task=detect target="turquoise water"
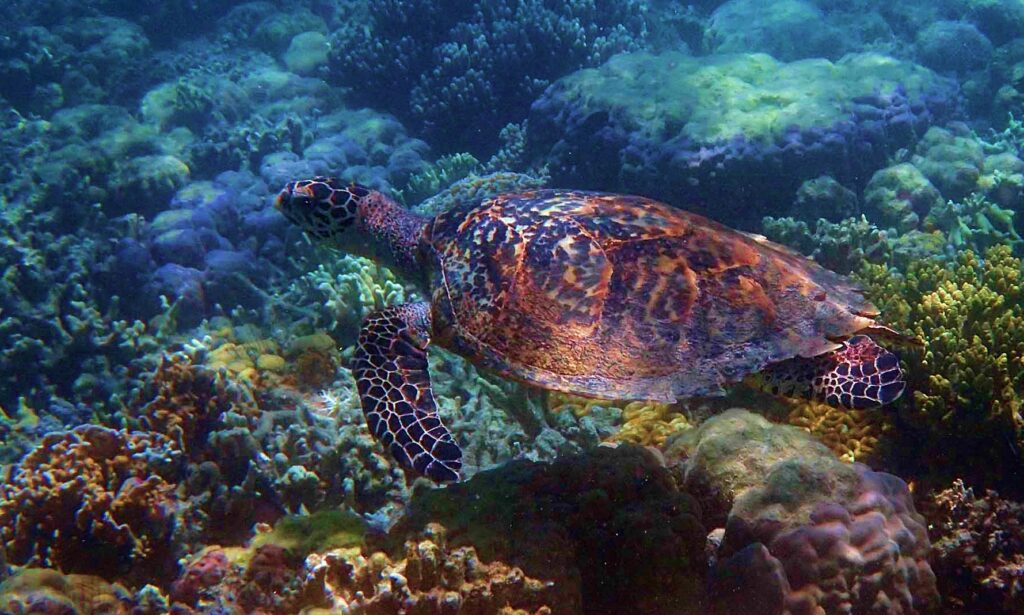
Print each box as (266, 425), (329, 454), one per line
(0, 1), (1021, 613)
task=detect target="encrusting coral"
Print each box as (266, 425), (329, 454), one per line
(783, 398), (891, 463)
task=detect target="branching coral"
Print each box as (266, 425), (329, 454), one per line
(0, 425), (184, 585)
(857, 244), (1024, 486)
(922, 479), (1024, 614)
(286, 252), (414, 343)
(327, 0), (648, 153)
(307, 524), (558, 615)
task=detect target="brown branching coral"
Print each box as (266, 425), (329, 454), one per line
(922, 479), (1024, 615)
(128, 352), (259, 455)
(307, 524), (556, 614)
(0, 425), (183, 586)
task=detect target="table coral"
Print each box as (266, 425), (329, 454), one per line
(922, 479), (1024, 614)
(529, 50), (956, 227)
(670, 409), (939, 615)
(0, 425), (183, 586)
(856, 244), (1024, 488)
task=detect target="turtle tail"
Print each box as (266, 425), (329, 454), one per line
(754, 335), (906, 409)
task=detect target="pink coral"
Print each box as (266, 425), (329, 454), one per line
(0, 425), (183, 586)
(713, 466), (938, 615)
(673, 409), (938, 615)
(169, 548), (229, 606)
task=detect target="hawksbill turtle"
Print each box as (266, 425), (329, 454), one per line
(275, 178), (908, 482)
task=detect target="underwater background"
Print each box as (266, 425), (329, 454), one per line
(0, 0), (1023, 613)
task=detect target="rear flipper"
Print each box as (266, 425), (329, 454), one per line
(353, 302), (462, 482)
(756, 335), (906, 409)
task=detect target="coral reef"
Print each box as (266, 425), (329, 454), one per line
(922, 480), (1024, 614)
(857, 245), (1024, 489)
(396, 444), (707, 614)
(705, 0), (841, 61)
(669, 409), (939, 615)
(784, 398), (891, 464)
(0, 425), (183, 585)
(0, 569), (136, 615)
(529, 50), (957, 227)
(327, 0), (649, 153)
(411, 171), (548, 216)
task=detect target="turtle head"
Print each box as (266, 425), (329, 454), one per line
(275, 176), (369, 241)
(275, 176), (427, 274)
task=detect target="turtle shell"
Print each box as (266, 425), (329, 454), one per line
(423, 190), (879, 402)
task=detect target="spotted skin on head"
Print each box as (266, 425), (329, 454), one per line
(274, 177), (367, 240)
(755, 335), (905, 409)
(353, 301), (462, 482)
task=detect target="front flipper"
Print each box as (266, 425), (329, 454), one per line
(353, 302), (462, 482)
(756, 335), (906, 409)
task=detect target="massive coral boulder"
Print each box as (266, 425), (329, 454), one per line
(528, 50), (957, 227)
(668, 409), (939, 615)
(394, 444), (707, 614)
(0, 425), (184, 586)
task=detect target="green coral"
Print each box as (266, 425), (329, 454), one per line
(924, 193), (1023, 253)
(412, 171), (548, 217)
(547, 50), (948, 145)
(286, 252), (414, 343)
(251, 509), (365, 556)
(400, 152), (481, 206)
(857, 245), (1024, 485)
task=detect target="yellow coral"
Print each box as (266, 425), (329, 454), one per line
(547, 391), (611, 418)
(785, 399), (890, 463)
(857, 244), (1024, 454)
(610, 401), (691, 447)
(548, 393), (691, 446)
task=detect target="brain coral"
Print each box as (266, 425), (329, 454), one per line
(0, 425), (183, 585)
(669, 409), (938, 615)
(529, 50), (957, 227)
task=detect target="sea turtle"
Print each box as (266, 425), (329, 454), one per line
(275, 178), (908, 482)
